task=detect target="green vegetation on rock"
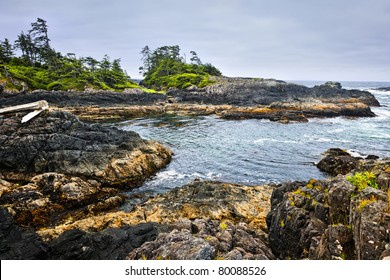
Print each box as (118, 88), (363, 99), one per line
(139, 45), (222, 90)
(346, 171), (379, 191)
(0, 18), (139, 92)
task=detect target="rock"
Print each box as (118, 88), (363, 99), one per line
(123, 180), (273, 232)
(127, 219), (275, 260)
(350, 187), (389, 260)
(323, 81), (342, 89)
(328, 176), (355, 224)
(0, 77), (379, 123)
(267, 156), (390, 260)
(0, 172), (125, 228)
(0, 207), (48, 259)
(48, 223), (163, 260)
(0, 110), (172, 187)
(317, 148), (360, 175)
(314, 224), (354, 260)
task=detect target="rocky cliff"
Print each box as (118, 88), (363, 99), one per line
(266, 149), (390, 260)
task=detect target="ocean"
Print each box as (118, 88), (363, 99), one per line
(117, 81), (390, 207)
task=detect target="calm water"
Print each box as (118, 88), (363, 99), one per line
(117, 81), (390, 205)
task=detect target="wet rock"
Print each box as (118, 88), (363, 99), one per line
(317, 148), (360, 175)
(0, 110), (172, 187)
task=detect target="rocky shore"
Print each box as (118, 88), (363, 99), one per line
(0, 78), (380, 123)
(0, 79), (388, 260)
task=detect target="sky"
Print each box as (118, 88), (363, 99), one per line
(1, 0), (390, 81)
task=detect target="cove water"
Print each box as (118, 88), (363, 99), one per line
(117, 81), (390, 204)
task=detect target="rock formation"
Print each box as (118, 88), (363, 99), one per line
(0, 110), (172, 186)
(267, 149), (390, 260)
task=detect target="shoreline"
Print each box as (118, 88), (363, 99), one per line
(0, 78), (388, 260)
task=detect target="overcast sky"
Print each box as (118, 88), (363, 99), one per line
(1, 0), (389, 81)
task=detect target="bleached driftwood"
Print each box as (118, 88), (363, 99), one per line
(0, 100), (49, 123)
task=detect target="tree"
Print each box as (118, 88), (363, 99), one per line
(0, 38), (14, 62)
(189, 51), (202, 65)
(29, 18), (51, 63)
(14, 31), (35, 65)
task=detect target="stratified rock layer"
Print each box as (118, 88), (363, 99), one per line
(0, 110), (172, 186)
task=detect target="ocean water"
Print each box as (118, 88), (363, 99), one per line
(117, 81), (390, 205)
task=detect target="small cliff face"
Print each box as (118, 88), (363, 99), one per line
(266, 149), (390, 260)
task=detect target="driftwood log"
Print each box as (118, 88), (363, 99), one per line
(0, 100), (49, 123)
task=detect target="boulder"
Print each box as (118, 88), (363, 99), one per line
(317, 148), (360, 175)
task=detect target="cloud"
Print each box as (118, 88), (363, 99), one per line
(1, 0), (389, 81)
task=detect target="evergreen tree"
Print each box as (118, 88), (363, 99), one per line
(0, 38), (14, 62)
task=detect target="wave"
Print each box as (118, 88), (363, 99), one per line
(303, 135), (352, 143)
(253, 138), (299, 144)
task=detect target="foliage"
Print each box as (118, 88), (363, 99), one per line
(139, 45), (222, 90)
(0, 18), (139, 92)
(346, 171), (379, 191)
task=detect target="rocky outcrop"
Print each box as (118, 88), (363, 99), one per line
(167, 78), (379, 107)
(0, 206), (48, 259)
(128, 219), (275, 260)
(48, 223), (163, 260)
(0, 110), (172, 186)
(0, 173), (125, 228)
(0, 78), (380, 123)
(267, 155), (390, 260)
(0, 204), (164, 260)
(35, 181), (273, 240)
(316, 148), (361, 175)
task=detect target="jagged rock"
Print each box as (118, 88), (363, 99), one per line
(0, 207), (48, 259)
(328, 176), (355, 224)
(127, 219), (274, 260)
(0, 110), (172, 187)
(350, 187), (389, 260)
(48, 223), (163, 260)
(267, 156), (390, 260)
(314, 224), (354, 260)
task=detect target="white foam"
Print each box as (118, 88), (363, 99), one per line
(254, 138), (298, 144)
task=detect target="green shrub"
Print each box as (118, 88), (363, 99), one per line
(346, 171), (378, 191)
